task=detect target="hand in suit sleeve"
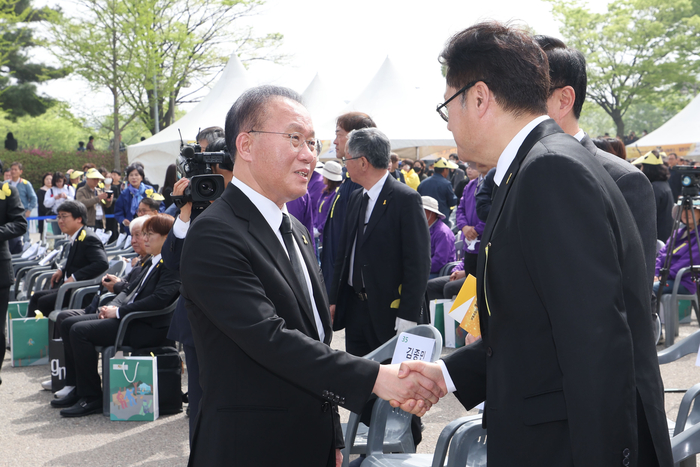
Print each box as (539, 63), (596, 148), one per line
(396, 192), (431, 322)
(118, 267), (180, 317)
(0, 186), (27, 241)
(71, 235), (109, 281)
(515, 154), (637, 461)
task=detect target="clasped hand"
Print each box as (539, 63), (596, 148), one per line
(373, 361), (447, 417)
(99, 305), (117, 319)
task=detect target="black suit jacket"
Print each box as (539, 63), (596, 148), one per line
(180, 183), (379, 466)
(62, 227), (109, 282)
(443, 120), (672, 466)
(0, 183), (27, 287)
(329, 174), (431, 340)
(580, 134), (657, 282)
(116, 257), (180, 328)
(162, 227), (194, 346)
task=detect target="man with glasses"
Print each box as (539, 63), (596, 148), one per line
(397, 22), (671, 466)
(28, 201), (109, 362)
(320, 112), (376, 296)
(180, 85), (443, 466)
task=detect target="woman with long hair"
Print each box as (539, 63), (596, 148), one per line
(161, 164), (178, 209)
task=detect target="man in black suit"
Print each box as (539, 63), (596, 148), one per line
(536, 35), (657, 282)
(398, 22), (672, 466)
(180, 86), (442, 467)
(329, 128), (431, 356)
(0, 181), (27, 384)
(52, 214), (180, 417)
(28, 200), (109, 318)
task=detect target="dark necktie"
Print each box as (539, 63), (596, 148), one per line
(280, 214), (312, 310)
(352, 193), (370, 293)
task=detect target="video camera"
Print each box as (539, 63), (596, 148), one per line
(173, 142), (226, 211)
(677, 165), (700, 198)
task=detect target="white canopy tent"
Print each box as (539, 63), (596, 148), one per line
(316, 57), (456, 160)
(127, 52), (257, 186)
(301, 73), (346, 155)
(630, 93), (700, 159)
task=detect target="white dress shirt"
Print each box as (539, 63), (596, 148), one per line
(232, 177), (325, 343)
(493, 115), (551, 186)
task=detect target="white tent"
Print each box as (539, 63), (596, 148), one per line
(630, 93), (700, 159)
(301, 73), (346, 154)
(127, 52), (257, 186)
(317, 57), (455, 160)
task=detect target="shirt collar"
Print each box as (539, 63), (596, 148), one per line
(573, 128), (585, 142)
(70, 227), (82, 243)
(494, 115), (551, 186)
(231, 176), (287, 234)
(363, 170), (390, 202)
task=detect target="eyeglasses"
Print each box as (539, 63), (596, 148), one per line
(137, 209), (155, 216)
(142, 232), (154, 238)
(248, 130), (316, 152)
(56, 214), (73, 220)
(436, 80), (487, 122)
(342, 156), (364, 164)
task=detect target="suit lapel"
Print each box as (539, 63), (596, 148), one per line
(65, 227), (83, 271)
(360, 175), (393, 246)
(477, 120), (563, 336)
(224, 185), (320, 337)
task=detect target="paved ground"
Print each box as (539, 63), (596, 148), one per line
(1, 320), (698, 465)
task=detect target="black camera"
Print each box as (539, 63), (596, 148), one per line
(174, 143), (226, 207)
(677, 165), (700, 197)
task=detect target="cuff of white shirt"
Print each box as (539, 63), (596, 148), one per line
(173, 217), (190, 239)
(70, 274), (76, 281)
(116, 308), (120, 319)
(437, 359), (457, 394)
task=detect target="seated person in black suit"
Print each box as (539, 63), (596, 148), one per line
(47, 215), (153, 397)
(51, 214), (180, 417)
(28, 200), (109, 317)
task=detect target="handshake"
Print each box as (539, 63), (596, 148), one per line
(372, 361), (447, 417)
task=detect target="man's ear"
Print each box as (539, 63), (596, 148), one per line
(473, 82), (491, 117)
(236, 132), (253, 163)
(559, 86), (576, 118)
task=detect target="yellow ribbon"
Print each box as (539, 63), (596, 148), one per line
(145, 188), (165, 201)
(78, 230), (86, 242)
(0, 183), (10, 200)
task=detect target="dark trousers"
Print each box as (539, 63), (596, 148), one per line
(344, 294), (383, 358)
(28, 288), (71, 317)
(427, 276), (466, 301)
(0, 286), (11, 369)
(184, 344), (201, 446)
(54, 309), (86, 339)
(62, 314), (169, 398)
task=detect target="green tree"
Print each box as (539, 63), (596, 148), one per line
(0, 0), (67, 119)
(548, 0), (700, 138)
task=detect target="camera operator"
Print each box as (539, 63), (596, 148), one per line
(165, 135), (231, 443)
(196, 126), (224, 151)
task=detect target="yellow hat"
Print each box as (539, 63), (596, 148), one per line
(631, 151), (662, 166)
(145, 188), (165, 201)
(69, 170), (84, 179)
(85, 168), (104, 179)
(433, 157), (459, 169)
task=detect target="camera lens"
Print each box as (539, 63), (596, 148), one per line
(196, 178), (217, 199)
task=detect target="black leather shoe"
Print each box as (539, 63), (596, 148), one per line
(50, 388), (80, 408)
(59, 397), (102, 417)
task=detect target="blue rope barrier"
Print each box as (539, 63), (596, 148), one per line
(27, 214), (116, 221)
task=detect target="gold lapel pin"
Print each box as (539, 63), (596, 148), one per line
(506, 173), (513, 184)
(383, 200), (386, 205)
(302, 235), (308, 245)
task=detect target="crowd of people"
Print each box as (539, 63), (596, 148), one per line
(2, 19), (699, 467)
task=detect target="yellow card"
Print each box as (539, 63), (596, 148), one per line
(448, 274), (480, 338)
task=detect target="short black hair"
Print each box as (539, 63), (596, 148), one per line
(225, 85), (304, 161)
(196, 126), (224, 146)
(139, 197), (161, 212)
(57, 200), (87, 225)
(125, 164), (145, 180)
(440, 21), (550, 117)
(534, 35), (587, 120)
(208, 137), (233, 171)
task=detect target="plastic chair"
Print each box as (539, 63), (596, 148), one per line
(439, 261), (462, 277)
(660, 266), (700, 347)
(95, 300), (178, 415)
(360, 411), (484, 467)
(341, 325), (443, 467)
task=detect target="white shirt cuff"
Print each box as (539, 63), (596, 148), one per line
(116, 308), (120, 319)
(173, 217), (190, 239)
(438, 359), (457, 393)
(70, 274), (76, 281)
